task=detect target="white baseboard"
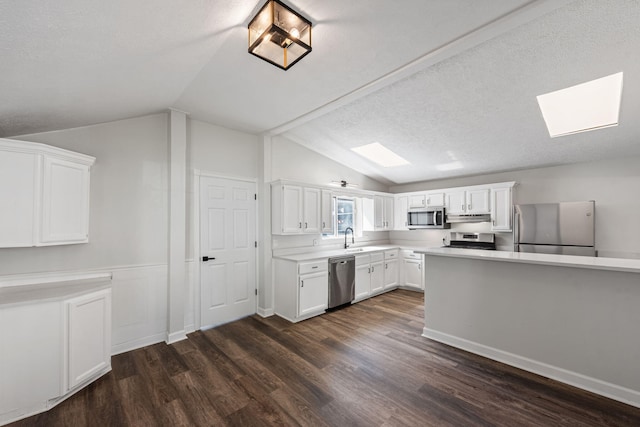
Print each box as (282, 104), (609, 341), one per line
(422, 327), (640, 409)
(166, 330), (188, 345)
(257, 307), (274, 317)
(111, 333), (167, 355)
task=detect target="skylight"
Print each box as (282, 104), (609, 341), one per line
(351, 142), (410, 167)
(536, 72), (623, 138)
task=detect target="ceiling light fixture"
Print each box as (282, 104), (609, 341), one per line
(351, 142), (411, 168)
(537, 72), (623, 138)
(248, 0), (312, 71)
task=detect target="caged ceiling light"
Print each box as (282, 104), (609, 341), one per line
(248, 0), (312, 70)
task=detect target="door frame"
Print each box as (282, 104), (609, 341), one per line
(192, 170), (259, 331)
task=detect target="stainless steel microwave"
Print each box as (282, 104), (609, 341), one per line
(407, 207), (450, 229)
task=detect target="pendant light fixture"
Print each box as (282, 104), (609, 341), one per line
(248, 0), (312, 70)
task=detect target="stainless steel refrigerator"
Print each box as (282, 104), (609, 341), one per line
(514, 201), (596, 256)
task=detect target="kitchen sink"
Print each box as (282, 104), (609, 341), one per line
(345, 247), (364, 253)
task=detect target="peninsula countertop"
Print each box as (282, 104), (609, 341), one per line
(415, 247), (640, 274)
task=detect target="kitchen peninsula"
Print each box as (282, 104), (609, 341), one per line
(415, 247), (640, 408)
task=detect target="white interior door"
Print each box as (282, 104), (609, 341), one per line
(200, 176), (256, 329)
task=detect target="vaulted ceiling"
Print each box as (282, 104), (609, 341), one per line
(2, 0), (639, 184)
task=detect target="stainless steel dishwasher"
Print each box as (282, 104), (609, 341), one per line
(328, 255), (355, 308)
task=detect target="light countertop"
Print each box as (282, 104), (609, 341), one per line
(0, 272), (112, 306)
(273, 244), (424, 262)
(416, 247), (640, 273)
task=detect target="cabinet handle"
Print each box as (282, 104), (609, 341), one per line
(418, 264), (421, 270)
(368, 267), (371, 273)
(322, 221), (325, 228)
(299, 222), (302, 228)
(305, 222), (308, 228)
(301, 280), (304, 287)
(372, 266), (375, 272)
(385, 263), (388, 269)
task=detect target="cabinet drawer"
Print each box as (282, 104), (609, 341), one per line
(402, 250), (421, 259)
(370, 253), (384, 263)
(355, 254), (371, 266)
(299, 260), (328, 275)
(384, 250), (398, 259)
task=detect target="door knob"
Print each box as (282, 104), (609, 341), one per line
(202, 256), (216, 262)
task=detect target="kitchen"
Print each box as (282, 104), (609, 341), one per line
(3, 0), (640, 425)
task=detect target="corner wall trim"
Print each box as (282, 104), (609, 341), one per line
(166, 330), (188, 345)
(257, 307), (274, 318)
(422, 327), (640, 409)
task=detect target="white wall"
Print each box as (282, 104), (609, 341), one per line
(0, 114), (262, 353)
(3, 114), (169, 274)
(271, 136), (388, 192)
(390, 156), (640, 258)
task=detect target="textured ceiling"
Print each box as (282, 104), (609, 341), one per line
(2, 1), (638, 185)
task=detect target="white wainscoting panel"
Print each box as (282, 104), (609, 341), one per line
(110, 265), (168, 355)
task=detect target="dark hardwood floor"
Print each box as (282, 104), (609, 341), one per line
(10, 289), (640, 426)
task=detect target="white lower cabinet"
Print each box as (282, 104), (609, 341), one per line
(354, 253), (384, 301)
(299, 270), (329, 318)
(274, 258), (328, 322)
(65, 289), (112, 390)
(0, 283), (111, 425)
(354, 256), (372, 301)
(401, 250), (424, 291)
(383, 250), (399, 290)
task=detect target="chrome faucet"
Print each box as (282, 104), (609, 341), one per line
(344, 227), (354, 249)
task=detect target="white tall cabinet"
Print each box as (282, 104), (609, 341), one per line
(0, 138), (95, 248)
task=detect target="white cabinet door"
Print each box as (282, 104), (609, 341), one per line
(394, 195), (408, 230)
(384, 197), (394, 229)
(374, 196), (385, 230)
(0, 302), (62, 419)
(384, 258), (399, 289)
(403, 259), (423, 290)
(354, 263), (371, 301)
(299, 271), (328, 317)
(65, 288), (111, 390)
(281, 185), (303, 233)
(303, 187), (321, 233)
(408, 193), (426, 209)
(491, 187), (512, 231)
(374, 196), (394, 230)
(370, 260), (384, 294)
(445, 190), (466, 214)
(41, 156), (91, 244)
(0, 150), (38, 247)
(425, 192), (445, 207)
(467, 188), (490, 214)
(321, 190), (334, 234)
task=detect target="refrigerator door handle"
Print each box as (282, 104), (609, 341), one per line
(513, 208), (520, 252)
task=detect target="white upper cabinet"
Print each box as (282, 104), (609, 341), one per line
(41, 157), (91, 244)
(394, 195), (409, 230)
(272, 184), (322, 235)
(425, 192), (445, 207)
(302, 187), (321, 233)
(374, 195), (394, 230)
(491, 186), (513, 231)
(0, 138), (95, 248)
(321, 190), (334, 234)
(408, 193), (426, 209)
(445, 188), (490, 214)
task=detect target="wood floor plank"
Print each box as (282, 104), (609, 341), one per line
(9, 289), (640, 427)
